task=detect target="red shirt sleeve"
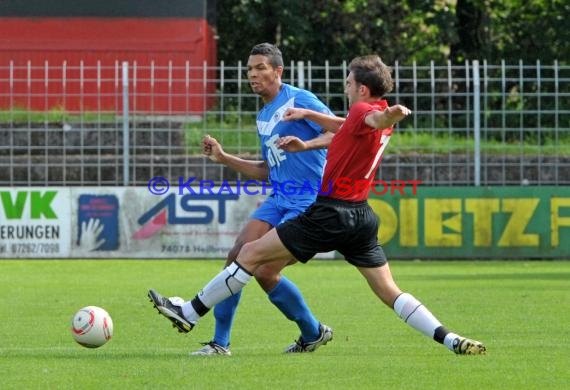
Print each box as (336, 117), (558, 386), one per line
(346, 100), (390, 136)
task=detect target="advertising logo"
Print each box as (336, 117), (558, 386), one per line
(77, 195), (119, 251)
(133, 192), (239, 239)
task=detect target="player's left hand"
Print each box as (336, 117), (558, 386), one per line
(385, 104), (412, 125)
(277, 136), (307, 152)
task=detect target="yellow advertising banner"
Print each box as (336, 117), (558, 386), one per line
(369, 186), (570, 259)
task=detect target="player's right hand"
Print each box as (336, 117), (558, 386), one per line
(202, 134), (225, 163)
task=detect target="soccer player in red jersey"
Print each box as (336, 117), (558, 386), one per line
(149, 55), (486, 355)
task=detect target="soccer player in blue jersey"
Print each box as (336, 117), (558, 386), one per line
(155, 43), (335, 355)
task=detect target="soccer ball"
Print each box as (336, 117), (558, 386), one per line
(71, 306), (113, 348)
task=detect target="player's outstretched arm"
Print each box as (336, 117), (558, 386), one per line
(202, 134), (268, 180)
(364, 104), (412, 129)
(283, 108), (345, 133)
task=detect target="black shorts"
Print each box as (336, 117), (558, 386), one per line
(276, 196), (387, 268)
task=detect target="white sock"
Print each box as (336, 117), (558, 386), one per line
(393, 292), (443, 339)
(443, 332), (461, 351)
(182, 261), (252, 322)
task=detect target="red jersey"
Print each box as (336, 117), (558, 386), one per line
(320, 100), (393, 201)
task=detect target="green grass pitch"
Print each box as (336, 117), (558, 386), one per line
(1, 260), (569, 389)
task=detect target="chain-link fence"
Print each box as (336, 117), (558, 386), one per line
(1, 59), (569, 186)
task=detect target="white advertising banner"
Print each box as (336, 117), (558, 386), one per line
(70, 187), (264, 258)
(0, 188), (71, 258)
(1, 187), (335, 259)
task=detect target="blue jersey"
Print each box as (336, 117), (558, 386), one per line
(257, 83), (331, 198)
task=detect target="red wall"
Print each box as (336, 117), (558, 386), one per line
(0, 18), (217, 114)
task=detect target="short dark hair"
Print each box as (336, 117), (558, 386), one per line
(348, 55), (393, 98)
(250, 43), (284, 68)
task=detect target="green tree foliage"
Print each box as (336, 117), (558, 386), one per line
(485, 0), (569, 62)
(216, 0), (454, 64)
(450, 0), (490, 62)
(216, 0), (569, 64)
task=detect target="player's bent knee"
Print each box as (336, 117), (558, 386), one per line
(253, 266), (281, 292)
(254, 266), (279, 283)
(237, 241), (264, 267)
